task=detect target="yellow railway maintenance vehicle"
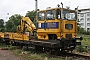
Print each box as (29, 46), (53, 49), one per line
(3, 4), (83, 52)
(35, 6), (82, 51)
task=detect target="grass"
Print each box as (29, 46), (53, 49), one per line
(81, 35), (90, 46)
(49, 57), (70, 60)
(0, 43), (8, 48)
(82, 39), (90, 46)
(9, 46), (17, 50)
(75, 35), (90, 53)
(49, 58), (62, 60)
(28, 54), (43, 60)
(77, 35), (90, 46)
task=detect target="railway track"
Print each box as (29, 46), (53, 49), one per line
(49, 52), (90, 60)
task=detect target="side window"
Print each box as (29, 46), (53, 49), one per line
(80, 18), (84, 22)
(56, 9), (61, 19)
(80, 14), (84, 17)
(46, 10), (55, 20)
(38, 12), (45, 20)
(87, 13), (90, 16)
(87, 18), (90, 21)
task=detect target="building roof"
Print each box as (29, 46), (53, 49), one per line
(78, 8), (90, 12)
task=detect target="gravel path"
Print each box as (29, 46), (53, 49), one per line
(0, 50), (27, 60)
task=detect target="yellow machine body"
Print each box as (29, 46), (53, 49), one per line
(36, 8), (77, 40)
(9, 33), (29, 41)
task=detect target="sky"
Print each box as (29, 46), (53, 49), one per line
(0, 0), (90, 21)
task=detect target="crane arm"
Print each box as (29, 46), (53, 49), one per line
(17, 17), (36, 33)
(25, 24), (33, 33)
(21, 17), (36, 30)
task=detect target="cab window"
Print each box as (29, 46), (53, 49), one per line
(63, 10), (77, 20)
(46, 10), (55, 20)
(56, 9), (61, 19)
(38, 12), (45, 20)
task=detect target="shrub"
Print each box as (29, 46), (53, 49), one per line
(9, 46), (17, 50)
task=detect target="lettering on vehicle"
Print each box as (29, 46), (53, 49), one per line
(14, 36), (22, 38)
(47, 22), (56, 28)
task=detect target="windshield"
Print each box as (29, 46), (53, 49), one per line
(46, 10), (55, 20)
(63, 10), (77, 20)
(38, 12), (45, 20)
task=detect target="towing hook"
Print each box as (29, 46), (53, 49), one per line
(80, 36), (83, 40)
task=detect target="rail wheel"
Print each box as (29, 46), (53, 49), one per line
(44, 47), (51, 54)
(10, 40), (16, 46)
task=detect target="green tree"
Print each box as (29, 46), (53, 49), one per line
(25, 10), (36, 23)
(5, 21), (14, 32)
(5, 14), (22, 32)
(0, 19), (5, 32)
